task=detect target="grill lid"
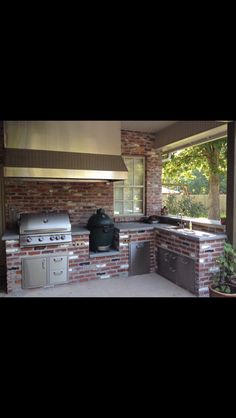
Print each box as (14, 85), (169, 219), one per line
(19, 212), (71, 235)
(87, 209), (114, 229)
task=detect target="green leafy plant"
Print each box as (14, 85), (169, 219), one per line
(165, 194), (207, 218)
(213, 242), (236, 294)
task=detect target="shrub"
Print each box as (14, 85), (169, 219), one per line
(165, 194), (208, 218)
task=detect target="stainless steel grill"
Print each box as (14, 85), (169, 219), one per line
(19, 212), (72, 247)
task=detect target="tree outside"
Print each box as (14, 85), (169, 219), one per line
(162, 137), (227, 220)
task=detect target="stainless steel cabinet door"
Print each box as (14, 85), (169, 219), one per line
(129, 241), (150, 276)
(22, 257), (47, 289)
(157, 247), (176, 283)
(177, 255), (195, 293)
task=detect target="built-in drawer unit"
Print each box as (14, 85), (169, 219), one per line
(49, 255), (68, 284)
(157, 246), (195, 294)
(49, 255), (67, 270)
(22, 255), (68, 289)
(50, 269), (67, 284)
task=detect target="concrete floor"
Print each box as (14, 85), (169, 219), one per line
(0, 273), (195, 297)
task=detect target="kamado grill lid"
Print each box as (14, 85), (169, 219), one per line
(87, 209), (114, 229)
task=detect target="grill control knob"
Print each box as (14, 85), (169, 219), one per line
(27, 237), (32, 243)
(50, 236), (55, 241)
(56, 235), (60, 240)
(61, 235), (66, 240)
(38, 237), (44, 242)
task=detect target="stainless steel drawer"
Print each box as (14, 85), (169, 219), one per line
(49, 255), (67, 270)
(49, 269), (67, 284)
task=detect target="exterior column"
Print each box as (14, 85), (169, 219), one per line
(226, 121), (236, 246)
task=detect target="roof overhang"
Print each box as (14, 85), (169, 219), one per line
(155, 121), (227, 153)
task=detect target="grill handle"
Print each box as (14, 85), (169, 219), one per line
(23, 228), (69, 233)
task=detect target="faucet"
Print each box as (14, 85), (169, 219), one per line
(178, 213), (186, 229)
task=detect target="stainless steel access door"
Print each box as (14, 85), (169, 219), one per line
(129, 241), (150, 276)
(22, 257), (47, 289)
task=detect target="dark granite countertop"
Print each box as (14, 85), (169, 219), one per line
(2, 221), (227, 243)
(114, 222), (154, 232)
(158, 215), (225, 230)
(155, 223), (227, 241)
(114, 222), (226, 241)
(1, 229), (19, 241)
(71, 226), (90, 235)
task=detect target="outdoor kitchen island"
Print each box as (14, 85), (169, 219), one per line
(2, 220), (226, 296)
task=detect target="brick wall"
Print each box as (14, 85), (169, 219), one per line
(155, 229), (225, 296)
(4, 233), (129, 293)
(4, 180), (114, 228)
(116, 130), (162, 221)
(5, 228), (156, 293)
(4, 130), (163, 227)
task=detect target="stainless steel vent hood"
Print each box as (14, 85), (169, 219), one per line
(3, 121), (128, 181)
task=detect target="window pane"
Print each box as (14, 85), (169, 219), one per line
(124, 158), (134, 186)
(133, 188), (143, 201)
(114, 202), (123, 215)
(115, 180), (124, 187)
(124, 187), (133, 200)
(114, 157), (145, 216)
(114, 188), (123, 200)
(134, 159), (144, 185)
(124, 202), (133, 214)
(134, 201), (143, 213)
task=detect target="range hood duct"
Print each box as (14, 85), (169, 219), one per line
(3, 121), (128, 182)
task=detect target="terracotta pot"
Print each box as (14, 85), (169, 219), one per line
(208, 283), (236, 298)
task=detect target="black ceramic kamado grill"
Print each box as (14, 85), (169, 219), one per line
(87, 208), (114, 252)
(19, 212), (72, 247)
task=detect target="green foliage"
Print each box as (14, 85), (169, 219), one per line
(162, 137), (227, 194)
(165, 194), (207, 217)
(213, 242), (236, 294)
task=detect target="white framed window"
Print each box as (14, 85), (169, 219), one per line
(114, 156), (145, 216)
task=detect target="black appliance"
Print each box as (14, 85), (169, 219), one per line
(140, 215), (160, 224)
(87, 209), (115, 252)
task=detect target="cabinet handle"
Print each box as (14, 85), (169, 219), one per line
(53, 257), (63, 262)
(42, 260), (46, 269)
(53, 271), (63, 276)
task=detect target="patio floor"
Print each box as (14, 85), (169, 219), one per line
(0, 273), (195, 297)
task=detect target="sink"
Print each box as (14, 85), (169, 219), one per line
(178, 229), (195, 233)
(158, 224), (179, 229)
(176, 229), (212, 237)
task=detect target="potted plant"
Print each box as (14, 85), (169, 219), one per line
(209, 242), (236, 297)
(220, 217), (226, 225)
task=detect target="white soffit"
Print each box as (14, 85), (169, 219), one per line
(121, 121), (176, 133)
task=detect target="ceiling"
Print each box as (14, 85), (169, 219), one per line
(121, 121), (177, 133)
